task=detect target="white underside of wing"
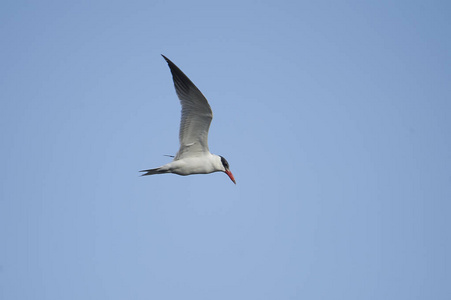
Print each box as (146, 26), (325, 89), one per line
(175, 110), (212, 159)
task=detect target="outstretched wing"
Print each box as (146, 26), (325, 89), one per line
(162, 55), (213, 160)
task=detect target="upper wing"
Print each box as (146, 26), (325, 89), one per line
(162, 55), (213, 160)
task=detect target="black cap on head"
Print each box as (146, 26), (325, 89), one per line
(220, 156), (230, 170)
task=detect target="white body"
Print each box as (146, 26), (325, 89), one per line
(159, 154), (225, 176)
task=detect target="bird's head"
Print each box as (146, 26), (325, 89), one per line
(219, 156), (236, 184)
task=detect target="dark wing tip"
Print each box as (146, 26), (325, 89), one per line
(161, 55), (186, 76)
(161, 55), (199, 95)
(161, 54), (176, 68)
(160, 55), (212, 116)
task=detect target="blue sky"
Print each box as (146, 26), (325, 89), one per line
(1, 1), (450, 299)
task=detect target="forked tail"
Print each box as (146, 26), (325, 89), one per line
(139, 168), (169, 176)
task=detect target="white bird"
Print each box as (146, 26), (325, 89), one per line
(140, 55), (236, 184)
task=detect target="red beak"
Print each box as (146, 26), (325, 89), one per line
(225, 170), (236, 184)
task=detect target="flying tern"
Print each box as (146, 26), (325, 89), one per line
(140, 55), (236, 184)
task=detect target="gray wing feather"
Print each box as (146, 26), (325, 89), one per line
(162, 55), (213, 159)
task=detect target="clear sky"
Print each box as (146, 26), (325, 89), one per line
(1, 1), (450, 299)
